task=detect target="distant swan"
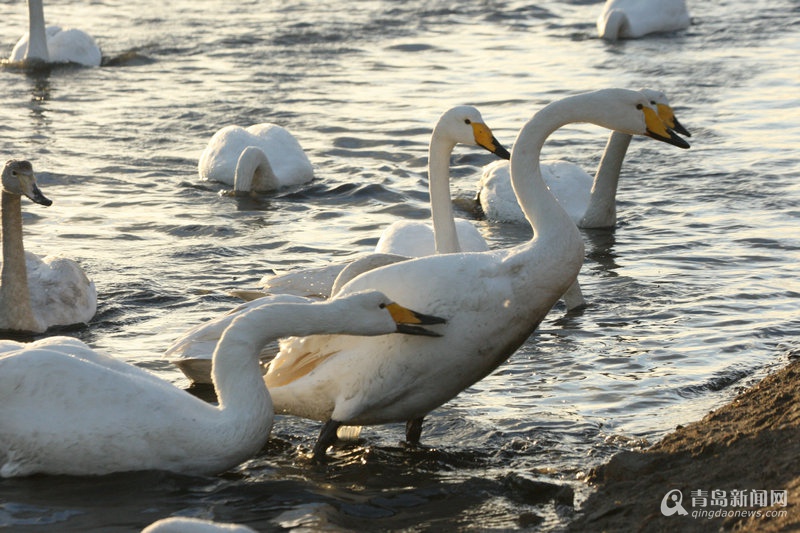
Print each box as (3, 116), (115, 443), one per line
(597, 0), (690, 41)
(198, 124), (314, 193)
(0, 291), (444, 477)
(375, 105), (510, 257)
(9, 0), (102, 66)
(263, 89), (689, 460)
(0, 160), (96, 334)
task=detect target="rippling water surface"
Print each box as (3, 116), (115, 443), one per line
(1, 0), (798, 530)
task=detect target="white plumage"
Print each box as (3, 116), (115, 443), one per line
(9, 0), (101, 66)
(198, 124), (314, 193)
(0, 291), (443, 477)
(597, 0), (691, 41)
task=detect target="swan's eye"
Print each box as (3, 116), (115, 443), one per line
(650, 101), (657, 105)
(636, 103), (644, 110)
(464, 119), (471, 125)
(379, 303), (387, 309)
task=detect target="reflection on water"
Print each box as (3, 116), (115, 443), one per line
(0, 0), (799, 530)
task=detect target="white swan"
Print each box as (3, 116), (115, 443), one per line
(198, 124), (314, 193)
(477, 90), (690, 310)
(0, 290), (445, 477)
(375, 105), (510, 257)
(9, 0), (101, 67)
(478, 90), (690, 227)
(597, 0), (690, 42)
(263, 89), (690, 460)
(0, 160), (96, 334)
(232, 106), (509, 304)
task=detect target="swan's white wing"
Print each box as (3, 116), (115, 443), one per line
(246, 124), (314, 187)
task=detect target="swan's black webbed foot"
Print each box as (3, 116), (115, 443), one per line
(312, 419), (341, 462)
(405, 417), (424, 446)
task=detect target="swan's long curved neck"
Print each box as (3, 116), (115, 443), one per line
(212, 302), (340, 413)
(234, 147), (277, 193)
(511, 99), (593, 239)
(26, 0), (50, 62)
(580, 131), (632, 228)
(427, 130), (460, 254)
(0, 192), (37, 329)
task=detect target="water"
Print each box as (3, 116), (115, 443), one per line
(1, 0), (798, 530)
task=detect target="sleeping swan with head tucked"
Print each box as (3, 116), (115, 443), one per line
(199, 123), (314, 193)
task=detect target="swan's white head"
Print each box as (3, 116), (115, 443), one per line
(639, 88), (691, 137)
(579, 89), (689, 149)
(434, 106), (511, 159)
(2, 160), (52, 206)
(331, 290), (446, 337)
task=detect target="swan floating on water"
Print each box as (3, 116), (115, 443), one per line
(478, 90), (690, 227)
(477, 90), (691, 309)
(222, 106), (509, 309)
(0, 291), (444, 477)
(597, 0), (691, 41)
(198, 124), (314, 193)
(9, 0), (102, 66)
(375, 105), (510, 257)
(0, 160), (96, 333)
(260, 89), (689, 460)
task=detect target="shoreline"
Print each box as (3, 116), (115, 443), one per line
(568, 358), (800, 532)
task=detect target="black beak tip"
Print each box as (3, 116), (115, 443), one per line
(34, 195), (53, 207)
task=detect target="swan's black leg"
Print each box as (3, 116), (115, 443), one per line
(405, 417), (424, 445)
(312, 419), (341, 461)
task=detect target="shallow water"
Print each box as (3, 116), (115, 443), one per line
(1, 0), (799, 530)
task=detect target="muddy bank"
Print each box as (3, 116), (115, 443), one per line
(569, 359), (800, 532)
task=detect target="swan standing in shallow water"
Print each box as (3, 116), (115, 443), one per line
(477, 90), (691, 309)
(0, 160), (96, 334)
(9, 0), (102, 66)
(597, 0), (690, 42)
(263, 89), (689, 460)
(0, 291), (444, 477)
(199, 124), (314, 193)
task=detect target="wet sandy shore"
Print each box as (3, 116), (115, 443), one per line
(569, 358), (800, 532)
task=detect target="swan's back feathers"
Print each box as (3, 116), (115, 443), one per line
(478, 160), (593, 224)
(598, 0), (690, 40)
(375, 220), (488, 257)
(0, 341), (221, 477)
(24, 252), (97, 328)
